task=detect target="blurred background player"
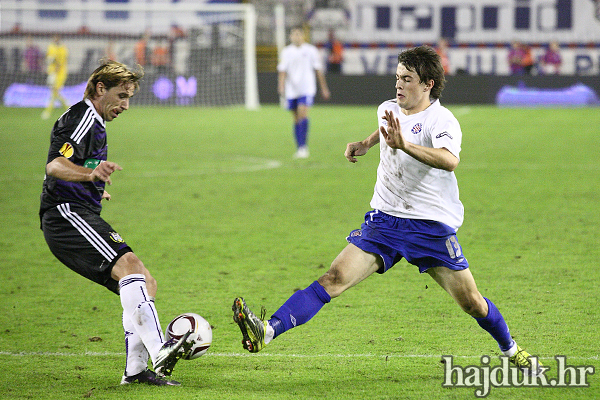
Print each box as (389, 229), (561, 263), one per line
(234, 46), (542, 377)
(40, 60), (193, 385)
(42, 35), (69, 120)
(278, 26), (330, 159)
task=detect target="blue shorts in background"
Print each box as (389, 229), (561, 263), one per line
(287, 95), (314, 110)
(346, 210), (469, 274)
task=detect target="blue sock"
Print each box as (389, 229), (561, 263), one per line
(269, 281), (331, 338)
(294, 121), (302, 147)
(294, 118), (308, 148)
(475, 297), (515, 352)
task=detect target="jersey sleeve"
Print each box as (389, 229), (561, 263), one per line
(430, 113), (462, 160)
(46, 111), (89, 166)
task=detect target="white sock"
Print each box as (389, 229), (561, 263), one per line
(265, 321), (274, 345)
(122, 311), (149, 376)
(502, 342), (518, 357)
(119, 274), (164, 364)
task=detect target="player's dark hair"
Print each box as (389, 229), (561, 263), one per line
(84, 60), (144, 99)
(397, 46), (446, 99)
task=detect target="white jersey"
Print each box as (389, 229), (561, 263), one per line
(370, 99), (464, 230)
(277, 43), (323, 99)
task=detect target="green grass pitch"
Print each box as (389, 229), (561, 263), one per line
(0, 104), (599, 400)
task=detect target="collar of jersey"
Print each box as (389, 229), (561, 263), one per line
(84, 98), (106, 127)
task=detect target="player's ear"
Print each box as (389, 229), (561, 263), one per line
(423, 79), (434, 92)
(96, 81), (106, 96)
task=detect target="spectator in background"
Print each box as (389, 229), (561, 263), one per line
(540, 41), (561, 75)
(106, 39), (117, 61)
(135, 30), (150, 67)
(325, 29), (343, 74)
(42, 35), (69, 120)
(521, 44), (535, 75)
(435, 38), (450, 75)
(151, 39), (170, 75)
(508, 41), (525, 75)
(23, 36), (42, 73)
(168, 24), (186, 73)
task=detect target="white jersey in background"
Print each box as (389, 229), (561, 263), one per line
(371, 99), (464, 231)
(277, 43), (323, 100)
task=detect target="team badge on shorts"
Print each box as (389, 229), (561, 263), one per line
(109, 232), (124, 243)
(411, 123), (422, 134)
(350, 230), (362, 237)
(59, 142), (74, 158)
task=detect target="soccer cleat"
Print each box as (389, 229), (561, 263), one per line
(509, 345), (543, 376)
(120, 369), (181, 386)
(293, 147), (310, 159)
(153, 330), (194, 377)
(232, 297), (267, 353)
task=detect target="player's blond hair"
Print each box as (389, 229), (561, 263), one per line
(84, 60), (144, 99)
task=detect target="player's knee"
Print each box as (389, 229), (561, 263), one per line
(116, 252), (158, 295)
(318, 266), (347, 298)
(459, 295), (487, 318)
(118, 252), (144, 272)
(113, 252), (149, 279)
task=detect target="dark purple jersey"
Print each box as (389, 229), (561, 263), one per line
(40, 99), (108, 217)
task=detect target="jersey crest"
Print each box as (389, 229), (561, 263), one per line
(411, 123), (423, 134)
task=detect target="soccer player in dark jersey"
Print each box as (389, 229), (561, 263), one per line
(40, 60), (193, 386)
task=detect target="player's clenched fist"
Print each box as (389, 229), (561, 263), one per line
(91, 161), (122, 185)
(345, 141), (370, 163)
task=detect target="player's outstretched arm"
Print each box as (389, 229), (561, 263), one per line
(46, 156), (122, 185)
(345, 129), (380, 163)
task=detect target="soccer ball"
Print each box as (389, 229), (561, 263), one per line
(165, 313), (212, 360)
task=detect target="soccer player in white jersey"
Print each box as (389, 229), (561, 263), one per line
(234, 46), (541, 375)
(278, 26), (330, 159)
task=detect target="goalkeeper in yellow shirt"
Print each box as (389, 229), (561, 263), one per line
(42, 35), (69, 120)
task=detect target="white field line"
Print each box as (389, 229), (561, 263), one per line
(134, 157), (282, 178)
(0, 351), (598, 361)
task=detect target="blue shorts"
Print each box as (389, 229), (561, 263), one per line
(346, 210), (469, 274)
(287, 96), (314, 110)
